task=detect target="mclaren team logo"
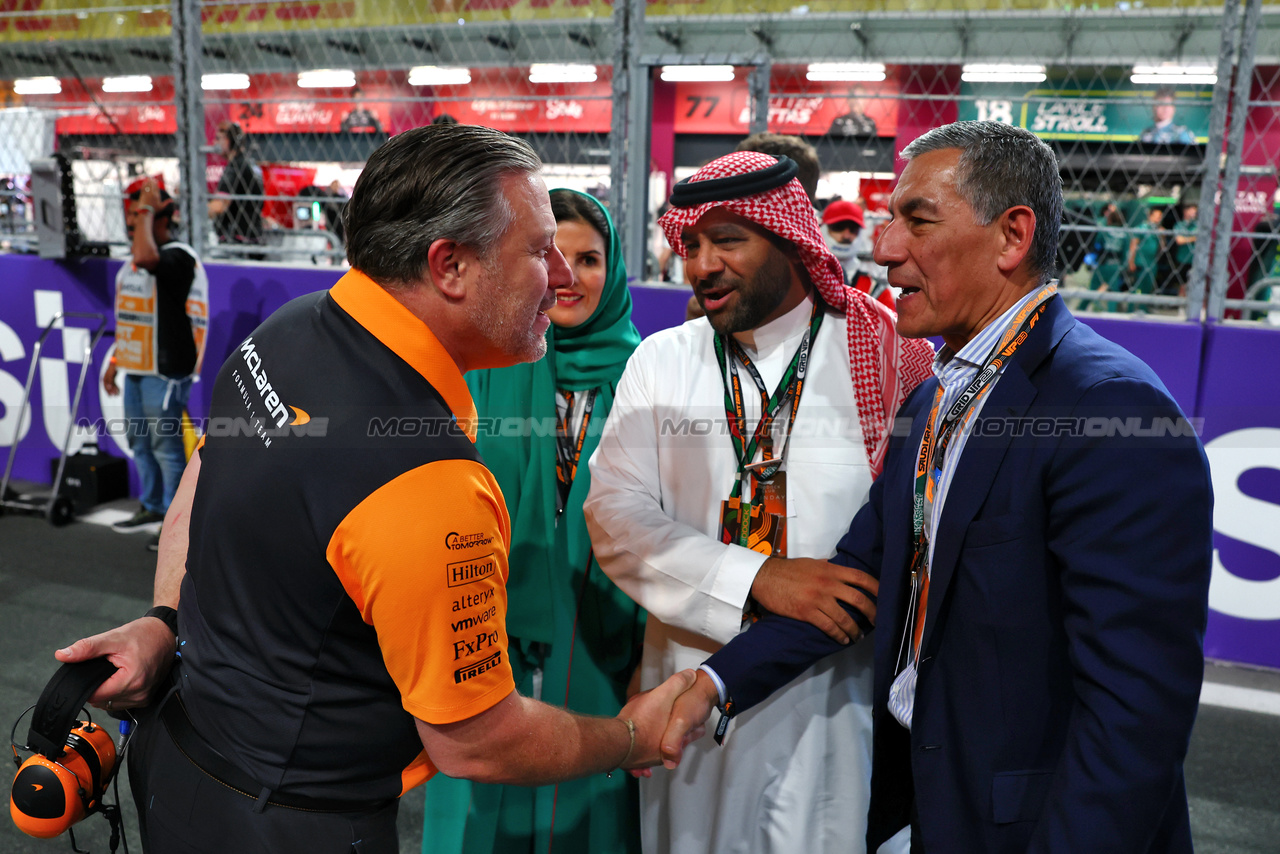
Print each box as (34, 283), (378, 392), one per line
(238, 337), (310, 429)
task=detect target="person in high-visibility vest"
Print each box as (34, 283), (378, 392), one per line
(104, 177), (208, 546)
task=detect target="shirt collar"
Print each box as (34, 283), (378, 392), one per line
(933, 288), (1043, 383)
(329, 269), (479, 442)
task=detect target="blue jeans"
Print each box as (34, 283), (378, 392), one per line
(123, 374), (191, 515)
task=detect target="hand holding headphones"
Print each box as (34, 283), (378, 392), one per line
(54, 608), (179, 711)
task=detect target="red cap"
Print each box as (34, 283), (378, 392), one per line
(124, 175), (165, 196)
(822, 199), (864, 228)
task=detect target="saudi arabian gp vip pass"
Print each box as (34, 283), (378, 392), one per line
(714, 299), (823, 560)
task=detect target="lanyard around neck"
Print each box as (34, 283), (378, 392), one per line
(555, 388), (598, 511)
(911, 288), (1057, 553)
(897, 287), (1056, 672)
(713, 299), (824, 499)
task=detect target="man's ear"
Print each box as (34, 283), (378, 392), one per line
(426, 238), (477, 301)
(997, 205), (1037, 275)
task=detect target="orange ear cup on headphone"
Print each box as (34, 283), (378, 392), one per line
(10, 722), (116, 839)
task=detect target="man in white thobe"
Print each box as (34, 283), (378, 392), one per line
(585, 151), (934, 854)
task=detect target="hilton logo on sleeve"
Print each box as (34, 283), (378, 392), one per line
(447, 554), (497, 588)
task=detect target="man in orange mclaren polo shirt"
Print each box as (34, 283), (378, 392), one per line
(55, 125), (695, 853)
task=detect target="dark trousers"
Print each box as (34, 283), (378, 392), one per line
(127, 695), (399, 854)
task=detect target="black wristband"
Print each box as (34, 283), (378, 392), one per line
(145, 605), (179, 636)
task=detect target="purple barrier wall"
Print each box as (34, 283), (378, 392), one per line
(630, 283), (693, 340)
(0, 256), (337, 493)
(1195, 323), (1280, 669)
(1073, 315), (1205, 418)
(2, 257), (1278, 669)
(0, 255), (120, 484)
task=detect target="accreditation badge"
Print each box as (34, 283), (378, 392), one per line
(718, 472), (787, 558)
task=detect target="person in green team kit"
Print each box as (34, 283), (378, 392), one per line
(1127, 205), (1166, 310)
(1086, 202), (1127, 312)
(423, 188), (646, 854)
(1172, 203), (1198, 296)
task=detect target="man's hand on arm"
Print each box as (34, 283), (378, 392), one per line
(415, 669), (698, 787)
(749, 556), (878, 644)
(52, 450), (199, 709)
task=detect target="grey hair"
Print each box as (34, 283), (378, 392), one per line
(344, 124), (542, 287)
(901, 121), (1062, 284)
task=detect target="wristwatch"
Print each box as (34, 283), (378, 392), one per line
(144, 605), (179, 636)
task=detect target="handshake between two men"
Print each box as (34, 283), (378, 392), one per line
(638, 553), (881, 776)
(53, 550), (876, 784)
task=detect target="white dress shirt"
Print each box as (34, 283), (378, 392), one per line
(586, 294), (906, 854)
(887, 288), (1042, 730)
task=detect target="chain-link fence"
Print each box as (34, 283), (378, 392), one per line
(0, 0), (1274, 323)
(1222, 0), (1280, 322)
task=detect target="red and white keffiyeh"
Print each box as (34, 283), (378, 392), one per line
(659, 150), (935, 478)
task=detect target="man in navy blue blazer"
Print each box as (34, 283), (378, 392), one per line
(659, 121), (1213, 853)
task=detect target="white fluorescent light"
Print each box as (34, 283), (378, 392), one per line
(102, 75), (153, 93)
(202, 73), (250, 91)
(806, 63), (886, 82)
(1131, 74), (1218, 85)
(1131, 64), (1217, 85)
(659, 65), (736, 83)
(961, 64), (1047, 83)
(14, 77), (62, 95)
(528, 64), (597, 84)
(297, 69), (356, 89)
(408, 66), (472, 86)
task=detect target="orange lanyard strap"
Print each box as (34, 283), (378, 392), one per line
(555, 389), (598, 508)
(899, 289), (1056, 669)
(714, 300), (824, 500)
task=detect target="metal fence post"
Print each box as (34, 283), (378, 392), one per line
(623, 0), (651, 281)
(171, 0), (206, 256)
(1186, 0), (1240, 322)
(748, 60), (772, 136)
(609, 0), (632, 252)
(1207, 0), (1263, 321)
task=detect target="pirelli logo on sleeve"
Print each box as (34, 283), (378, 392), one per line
(454, 651), (503, 684)
(447, 553), (497, 588)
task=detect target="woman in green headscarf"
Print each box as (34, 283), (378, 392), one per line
(423, 189), (645, 854)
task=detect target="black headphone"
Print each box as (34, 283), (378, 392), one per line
(10, 658), (120, 840)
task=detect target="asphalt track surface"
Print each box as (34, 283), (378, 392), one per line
(2, 500), (1277, 854)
